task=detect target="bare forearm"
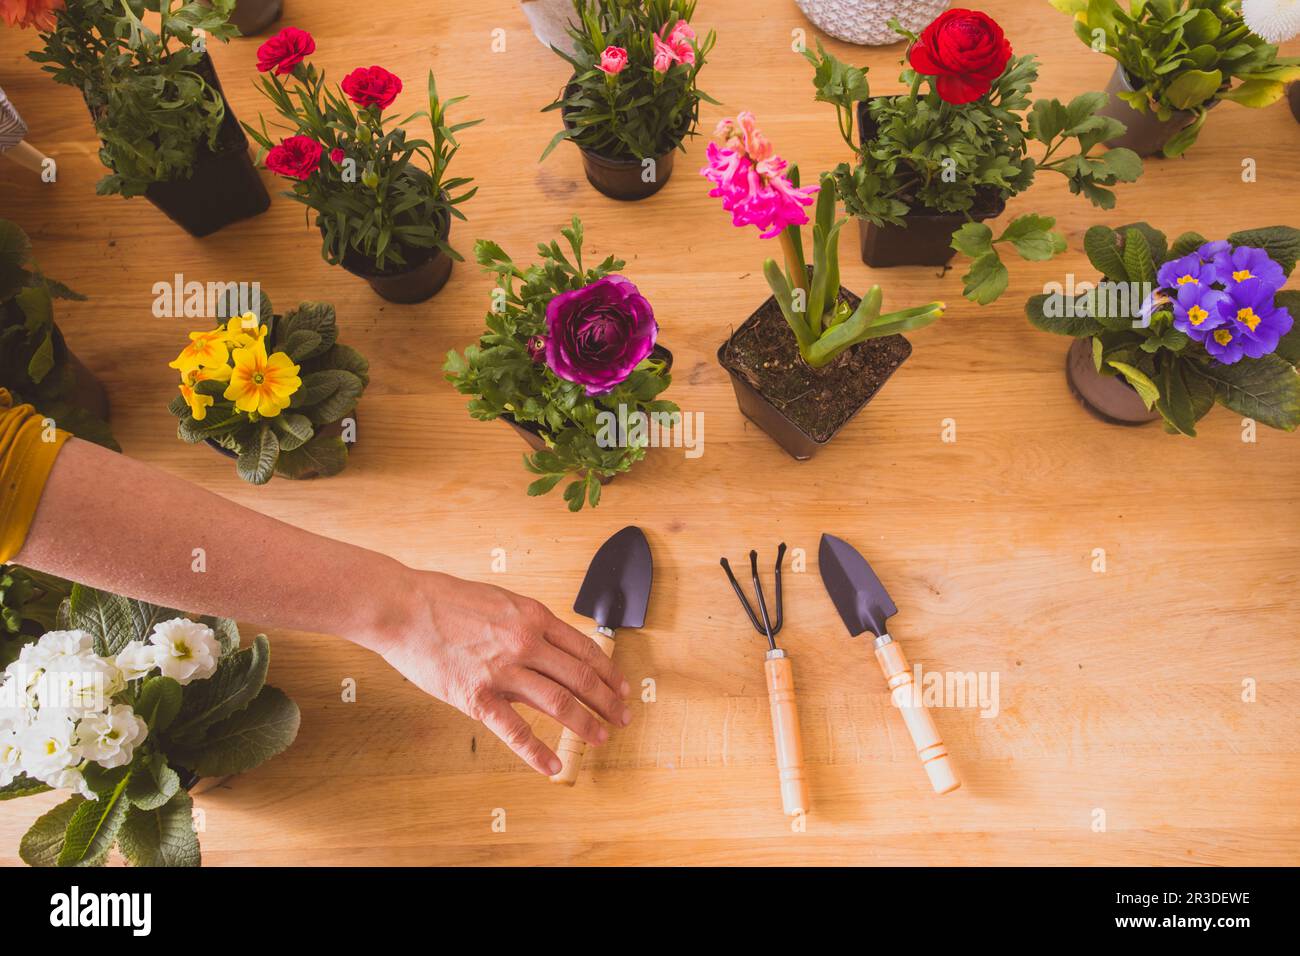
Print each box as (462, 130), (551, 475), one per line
(15, 438), (412, 651)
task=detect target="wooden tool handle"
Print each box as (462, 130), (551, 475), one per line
(549, 628), (617, 786)
(2, 142), (49, 175)
(764, 655), (809, 815)
(875, 639), (960, 795)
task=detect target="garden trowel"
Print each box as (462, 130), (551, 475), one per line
(818, 533), (960, 795)
(550, 525), (652, 785)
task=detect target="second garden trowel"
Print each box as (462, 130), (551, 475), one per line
(819, 533), (960, 795)
(550, 525), (652, 785)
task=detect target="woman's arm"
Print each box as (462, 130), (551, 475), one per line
(14, 437), (631, 776)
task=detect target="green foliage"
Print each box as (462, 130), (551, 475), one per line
(1057, 0), (1300, 157)
(804, 41), (1141, 304)
(0, 565), (71, 668)
(1025, 222), (1300, 436)
(11, 586), (299, 867)
(765, 172), (945, 367)
(444, 218), (677, 511)
(166, 295), (369, 484)
(0, 220), (117, 450)
(246, 66), (480, 272)
(541, 0), (718, 161)
(29, 0), (240, 197)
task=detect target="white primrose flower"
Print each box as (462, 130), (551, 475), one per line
(32, 629), (95, 662)
(76, 704), (148, 769)
(149, 618), (220, 685)
(16, 715), (80, 781)
(47, 765), (95, 800)
(0, 728), (21, 787)
(34, 653), (125, 720)
(114, 640), (161, 682)
(1243, 0), (1300, 42)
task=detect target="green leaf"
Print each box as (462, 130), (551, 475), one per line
(950, 222), (995, 259)
(67, 584), (133, 656)
(136, 676), (183, 732)
(1165, 70), (1222, 110)
(527, 473), (564, 496)
(1121, 228), (1157, 286)
(57, 769), (132, 866)
(126, 752), (182, 812)
(1025, 293), (1104, 338)
(268, 412), (314, 452)
(118, 792), (200, 867)
(275, 302), (338, 359)
(1107, 361), (1160, 409)
(1191, 354), (1300, 430)
(1225, 227), (1300, 277)
(169, 634), (270, 742)
(19, 796), (82, 867)
(1273, 292), (1300, 365)
(1099, 147), (1143, 182)
(998, 215), (1066, 261)
(236, 424), (279, 485)
(959, 252), (1010, 305)
(1171, 231), (1209, 258)
(1083, 225), (1128, 282)
(274, 432), (348, 479)
(171, 685), (300, 778)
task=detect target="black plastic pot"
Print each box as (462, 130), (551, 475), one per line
(1096, 65), (1221, 157)
(561, 96), (677, 201)
(717, 288), (912, 460)
(500, 344), (674, 483)
(1064, 337), (1159, 426)
(132, 54), (270, 236)
(1289, 82), (1300, 124)
(329, 212), (454, 304)
(854, 100), (1006, 267)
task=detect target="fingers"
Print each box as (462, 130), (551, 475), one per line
(543, 616), (630, 698)
(477, 697), (561, 777)
(507, 669), (608, 747)
(528, 641), (631, 729)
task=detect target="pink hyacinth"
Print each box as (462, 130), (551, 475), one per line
(700, 113), (818, 239)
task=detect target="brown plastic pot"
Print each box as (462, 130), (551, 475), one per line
(109, 53), (271, 237)
(330, 212), (454, 305)
(854, 100), (1005, 267)
(1096, 65), (1221, 157)
(561, 97), (677, 201)
(499, 344), (674, 483)
(717, 289), (912, 460)
(1064, 337), (1159, 426)
(1289, 82), (1300, 124)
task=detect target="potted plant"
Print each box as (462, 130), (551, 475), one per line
(1026, 223), (1300, 432)
(795, 0), (952, 46)
(245, 27), (480, 304)
(0, 584), (300, 866)
(444, 217), (676, 511)
(701, 114), (945, 460)
(1053, 0), (1300, 157)
(805, 10), (1144, 301)
(0, 565), (70, 669)
(201, 0), (282, 36)
(540, 0), (717, 200)
(166, 295), (369, 484)
(0, 219), (117, 449)
(24, 0), (271, 237)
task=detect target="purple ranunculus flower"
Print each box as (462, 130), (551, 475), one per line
(1208, 277), (1294, 363)
(1217, 245), (1286, 292)
(544, 275), (657, 396)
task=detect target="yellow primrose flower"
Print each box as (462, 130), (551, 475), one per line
(169, 330), (229, 374)
(190, 364), (233, 385)
(179, 380), (214, 421)
(223, 338), (301, 418)
(223, 313), (267, 349)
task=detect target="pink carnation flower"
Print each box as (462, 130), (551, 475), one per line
(652, 34), (677, 73)
(598, 45), (628, 75)
(700, 114), (818, 239)
(662, 19), (696, 65)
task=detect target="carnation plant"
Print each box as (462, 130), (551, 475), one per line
(26, 0), (239, 196)
(1026, 223), (1300, 434)
(0, 219), (116, 449)
(1053, 0), (1300, 157)
(541, 0), (717, 161)
(166, 294), (369, 484)
(0, 585), (300, 867)
(245, 27), (480, 274)
(806, 9), (1145, 304)
(701, 114), (945, 368)
(444, 217), (676, 511)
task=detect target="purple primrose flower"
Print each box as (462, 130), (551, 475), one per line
(544, 275), (658, 396)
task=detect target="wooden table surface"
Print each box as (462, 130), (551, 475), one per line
(2, 0), (1299, 867)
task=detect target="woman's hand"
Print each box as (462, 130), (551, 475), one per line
(367, 569), (632, 776)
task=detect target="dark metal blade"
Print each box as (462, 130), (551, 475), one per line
(818, 533), (897, 638)
(573, 526), (652, 630)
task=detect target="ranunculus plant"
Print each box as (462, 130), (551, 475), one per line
(541, 0), (717, 161)
(167, 295), (369, 484)
(1026, 223), (1300, 435)
(444, 217), (676, 511)
(806, 8), (1145, 303)
(1054, 0), (1300, 157)
(245, 27), (480, 275)
(702, 113), (945, 368)
(0, 585), (300, 867)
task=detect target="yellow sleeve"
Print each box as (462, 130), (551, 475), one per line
(0, 388), (72, 564)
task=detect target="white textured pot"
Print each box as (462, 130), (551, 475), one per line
(521, 0), (578, 54)
(796, 0), (952, 46)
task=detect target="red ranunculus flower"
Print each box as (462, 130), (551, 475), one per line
(256, 26), (315, 75)
(908, 8), (1012, 105)
(266, 135), (323, 180)
(341, 66), (403, 109)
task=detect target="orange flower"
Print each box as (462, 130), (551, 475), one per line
(1, 0), (64, 31)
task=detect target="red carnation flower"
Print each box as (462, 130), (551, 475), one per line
(256, 26), (315, 76)
(266, 135), (323, 181)
(329, 147), (346, 164)
(341, 66), (403, 109)
(908, 9), (1012, 105)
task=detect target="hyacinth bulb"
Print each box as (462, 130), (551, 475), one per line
(1243, 0), (1300, 43)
